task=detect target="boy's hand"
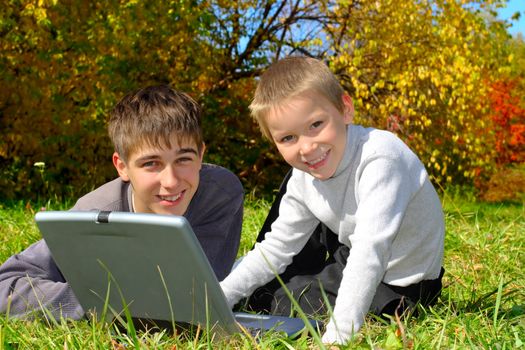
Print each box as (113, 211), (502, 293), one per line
(321, 328), (352, 346)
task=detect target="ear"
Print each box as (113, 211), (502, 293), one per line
(112, 152), (130, 182)
(342, 94), (354, 125)
(199, 143), (206, 162)
(197, 143), (206, 170)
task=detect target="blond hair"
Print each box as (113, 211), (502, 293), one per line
(108, 85), (203, 162)
(249, 56), (344, 140)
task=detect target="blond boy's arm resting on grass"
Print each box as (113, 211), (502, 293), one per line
(220, 172), (318, 308)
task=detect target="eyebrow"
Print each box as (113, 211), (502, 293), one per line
(178, 147), (199, 155)
(134, 147), (199, 163)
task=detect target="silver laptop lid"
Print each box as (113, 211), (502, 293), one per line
(35, 210), (239, 334)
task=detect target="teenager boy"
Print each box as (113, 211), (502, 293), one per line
(220, 57), (445, 345)
(0, 85), (243, 321)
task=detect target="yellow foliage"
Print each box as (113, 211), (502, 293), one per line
(326, 0), (511, 187)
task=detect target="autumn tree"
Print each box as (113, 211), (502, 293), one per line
(321, 0), (513, 187)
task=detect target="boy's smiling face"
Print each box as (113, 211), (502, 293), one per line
(266, 90), (353, 180)
(112, 135), (204, 216)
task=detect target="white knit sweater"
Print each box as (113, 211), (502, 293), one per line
(221, 125), (444, 344)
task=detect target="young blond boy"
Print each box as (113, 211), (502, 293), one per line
(0, 85), (243, 320)
(220, 57), (444, 344)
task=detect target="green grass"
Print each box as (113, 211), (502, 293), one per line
(0, 194), (524, 349)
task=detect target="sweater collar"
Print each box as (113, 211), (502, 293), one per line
(331, 124), (360, 178)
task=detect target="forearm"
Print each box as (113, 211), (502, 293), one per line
(221, 175), (320, 308)
(221, 221), (316, 308)
(321, 223), (393, 343)
(0, 240), (84, 320)
(220, 242), (293, 308)
(0, 275), (83, 320)
(321, 267), (380, 344)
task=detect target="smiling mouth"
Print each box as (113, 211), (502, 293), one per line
(158, 191), (184, 202)
(305, 150), (330, 168)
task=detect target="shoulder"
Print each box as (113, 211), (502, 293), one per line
(185, 164), (244, 219)
(199, 163), (243, 197)
(361, 127), (405, 150)
(358, 126), (419, 161)
(71, 178), (130, 211)
(355, 126), (428, 184)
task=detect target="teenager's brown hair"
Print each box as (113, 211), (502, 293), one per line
(108, 85), (203, 162)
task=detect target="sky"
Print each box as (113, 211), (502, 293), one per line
(497, 0), (524, 36)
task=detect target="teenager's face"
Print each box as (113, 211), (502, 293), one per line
(113, 136), (204, 216)
(266, 91), (353, 180)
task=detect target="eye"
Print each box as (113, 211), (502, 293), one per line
(176, 156), (195, 164)
(142, 161), (159, 168)
(140, 160), (161, 171)
(279, 135), (296, 143)
(311, 121), (323, 129)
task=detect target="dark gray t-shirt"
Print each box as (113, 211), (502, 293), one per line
(0, 163), (243, 320)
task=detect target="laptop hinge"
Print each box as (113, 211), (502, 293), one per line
(96, 211), (111, 223)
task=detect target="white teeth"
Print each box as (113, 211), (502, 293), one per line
(306, 152), (328, 165)
(160, 193), (182, 201)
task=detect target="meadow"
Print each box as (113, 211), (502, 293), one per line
(0, 192), (523, 349)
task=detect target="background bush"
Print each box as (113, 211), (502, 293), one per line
(1, 0), (523, 201)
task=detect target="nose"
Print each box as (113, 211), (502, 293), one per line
(299, 138), (317, 157)
(160, 165), (179, 189)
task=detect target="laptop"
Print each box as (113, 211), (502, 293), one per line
(35, 210), (319, 337)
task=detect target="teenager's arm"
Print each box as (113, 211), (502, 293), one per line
(0, 240), (84, 320)
(0, 180), (129, 320)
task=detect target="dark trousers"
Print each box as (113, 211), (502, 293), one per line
(244, 169), (444, 318)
